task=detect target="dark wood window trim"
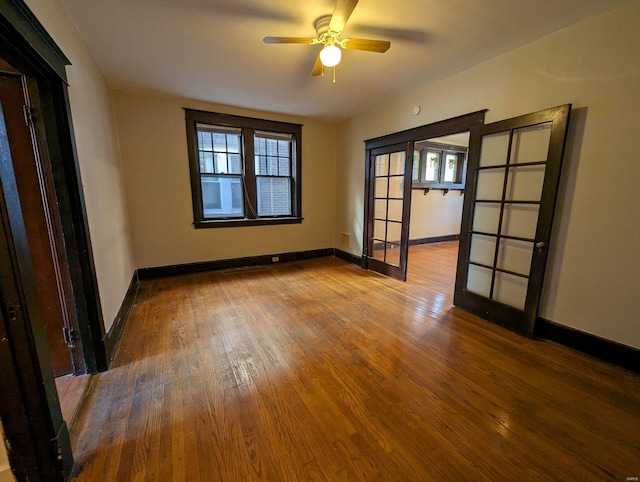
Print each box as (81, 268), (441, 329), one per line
(185, 109), (303, 228)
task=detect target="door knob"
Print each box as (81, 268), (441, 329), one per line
(536, 241), (546, 254)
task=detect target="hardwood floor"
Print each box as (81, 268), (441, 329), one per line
(55, 374), (91, 429)
(71, 242), (640, 481)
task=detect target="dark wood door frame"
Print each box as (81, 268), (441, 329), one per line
(0, 0), (108, 373)
(1, 124), (69, 480)
(0, 0), (110, 479)
(363, 110), (487, 277)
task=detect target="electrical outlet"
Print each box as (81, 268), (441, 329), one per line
(272, 256), (279, 262)
(340, 233), (351, 247)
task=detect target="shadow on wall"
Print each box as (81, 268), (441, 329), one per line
(540, 106), (587, 313)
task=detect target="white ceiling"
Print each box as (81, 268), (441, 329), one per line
(60, 0), (628, 120)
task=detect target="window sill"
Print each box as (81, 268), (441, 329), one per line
(194, 216), (303, 229)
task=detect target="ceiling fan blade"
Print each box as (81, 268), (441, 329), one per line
(329, 0), (358, 34)
(263, 36), (316, 44)
(311, 55), (323, 76)
(343, 38), (391, 53)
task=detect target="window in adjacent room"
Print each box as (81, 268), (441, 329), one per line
(185, 109), (302, 228)
(412, 141), (467, 189)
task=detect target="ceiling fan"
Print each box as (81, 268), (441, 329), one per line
(263, 0), (391, 78)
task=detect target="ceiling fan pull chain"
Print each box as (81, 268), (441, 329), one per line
(333, 66), (336, 83)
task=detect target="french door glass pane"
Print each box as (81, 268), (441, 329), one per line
(467, 265), (492, 297)
(472, 203), (501, 234)
(385, 244), (401, 266)
(373, 220), (386, 240)
(386, 221), (402, 243)
(374, 199), (387, 219)
(501, 204), (539, 239)
(389, 152), (405, 174)
(387, 200), (403, 222)
(375, 177), (389, 197)
(469, 234), (496, 266)
(476, 168), (505, 200)
(510, 123), (551, 164)
(375, 155), (389, 176)
(479, 131), (510, 167)
(493, 272), (527, 310)
(497, 239), (534, 276)
(506, 165), (546, 201)
(388, 176), (404, 198)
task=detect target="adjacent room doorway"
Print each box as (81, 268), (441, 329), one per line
(363, 105), (571, 336)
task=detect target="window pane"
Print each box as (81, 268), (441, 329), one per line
(226, 133), (240, 153)
(255, 137), (266, 155)
(444, 153), (458, 182)
(200, 151), (214, 173)
(425, 151), (440, 182)
(257, 177), (291, 216)
(201, 176), (244, 218)
(213, 133), (227, 152)
(278, 139), (289, 156)
(278, 157), (290, 176)
(267, 139), (278, 156)
(201, 178), (221, 211)
(412, 151), (420, 181)
(199, 131), (212, 151)
(215, 152), (228, 173)
(228, 154), (242, 174)
(268, 157), (278, 175)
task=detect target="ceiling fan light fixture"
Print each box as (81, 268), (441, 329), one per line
(320, 44), (342, 67)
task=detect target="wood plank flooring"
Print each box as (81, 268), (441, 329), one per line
(55, 374), (91, 429)
(71, 242), (640, 481)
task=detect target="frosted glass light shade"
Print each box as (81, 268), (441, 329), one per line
(320, 45), (341, 67)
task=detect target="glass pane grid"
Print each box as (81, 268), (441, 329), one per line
(255, 135), (292, 177)
(197, 126), (242, 175)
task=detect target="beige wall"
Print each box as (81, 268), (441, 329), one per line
(112, 90), (336, 268)
(23, 0), (135, 333)
(409, 191), (463, 240)
(0, 423), (15, 482)
(336, 2), (640, 349)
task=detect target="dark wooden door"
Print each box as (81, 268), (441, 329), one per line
(0, 74), (73, 375)
(364, 142), (412, 281)
(454, 105), (571, 336)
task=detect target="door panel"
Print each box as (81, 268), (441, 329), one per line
(454, 105), (571, 336)
(0, 75), (73, 375)
(365, 143), (412, 280)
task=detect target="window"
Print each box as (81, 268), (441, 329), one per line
(185, 109), (302, 228)
(412, 141), (467, 189)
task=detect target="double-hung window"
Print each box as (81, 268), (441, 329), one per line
(185, 109), (302, 228)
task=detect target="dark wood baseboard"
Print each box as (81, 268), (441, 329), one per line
(536, 318), (639, 374)
(137, 248), (335, 281)
(334, 248), (364, 267)
(104, 272), (139, 363)
(409, 234), (460, 246)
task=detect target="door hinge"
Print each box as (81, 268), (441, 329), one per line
(22, 104), (35, 127)
(62, 326), (76, 348)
